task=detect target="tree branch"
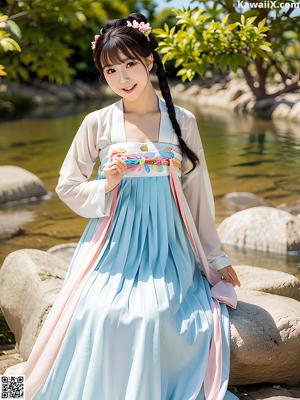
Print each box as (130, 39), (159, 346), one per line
(267, 75), (300, 97)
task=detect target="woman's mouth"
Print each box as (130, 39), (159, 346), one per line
(122, 84), (137, 93)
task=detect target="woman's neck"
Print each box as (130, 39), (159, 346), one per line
(122, 82), (159, 115)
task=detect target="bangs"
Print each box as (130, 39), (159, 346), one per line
(100, 37), (144, 70)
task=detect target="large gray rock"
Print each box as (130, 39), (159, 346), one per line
(230, 289), (300, 385)
(0, 249), (68, 359)
(222, 192), (266, 210)
(234, 265), (300, 301)
(0, 210), (35, 240)
(1, 250), (300, 386)
(0, 166), (47, 204)
(218, 206), (300, 255)
(289, 101), (300, 122)
(47, 243), (77, 263)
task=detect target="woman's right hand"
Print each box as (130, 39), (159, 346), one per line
(103, 155), (127, 192)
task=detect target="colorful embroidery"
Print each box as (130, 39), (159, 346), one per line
(107, 151), (181, 173)
(100, 144), (182, 174)
(111, 147), (126, 154)
(140, 144), (148, 152)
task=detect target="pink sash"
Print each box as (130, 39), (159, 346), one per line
(169, 164), (237, 400)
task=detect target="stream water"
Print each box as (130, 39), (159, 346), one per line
(0, 96), (299, 279)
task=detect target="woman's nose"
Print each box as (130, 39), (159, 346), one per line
(118, 70), (130, 83)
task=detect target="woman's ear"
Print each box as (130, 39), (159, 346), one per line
(145, 53), (154, 72)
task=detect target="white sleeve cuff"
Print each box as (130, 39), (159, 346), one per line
(209, 253), (232, 271)
(96, 179), (114, 218)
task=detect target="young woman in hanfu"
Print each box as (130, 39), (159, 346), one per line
(4, 12), (241, 400)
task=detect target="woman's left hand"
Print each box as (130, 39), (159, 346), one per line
(218, 265), (241, 287)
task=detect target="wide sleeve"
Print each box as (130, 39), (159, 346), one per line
(181, 112), (232, 271)
(55, 112), (114, 218)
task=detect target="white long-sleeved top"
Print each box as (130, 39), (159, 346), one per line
(55, 96), (232, 271)
(55, 111), (115, 218)
(181, 110), (232, 271)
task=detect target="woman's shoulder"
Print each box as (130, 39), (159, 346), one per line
(173, 103), (196, 122)
(172, 103), (198, 142)
(83, 101), (116, 126)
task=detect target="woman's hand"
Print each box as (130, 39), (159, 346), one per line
(218, 265), (241, 287)
(103, 155), (127, 192)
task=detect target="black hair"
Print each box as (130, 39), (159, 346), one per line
(92, 12), (199, 174)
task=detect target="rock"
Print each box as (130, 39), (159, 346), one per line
(222, 192), (266, 210)
(0, 210), (35, 240)
(35, 81), (75, 101)
(0, 166), (47, 204)
(234, 383), (300, 399)
(47, 243), (77, 263)
(254, 98), (278, 111)
(271, 103), (292, 119)
(226, 86), (245, 102)
(289, 101), (300, 121)
(277, 93), (300, 103)
(173, 83), (186, 94)
(208, 82), (225, 94)
(230, 289), (300, 385)
(0, 249), (68, 359)
(277, 200), (300, 217)
(218, 206), (300, 255)
(234, 265), (300, 301)
(184, 85), (201, 97)
(72, 79), (98, 98)
(231, 92), (255, 112)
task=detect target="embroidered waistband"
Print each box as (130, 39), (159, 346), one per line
(99, 152), (182, 179)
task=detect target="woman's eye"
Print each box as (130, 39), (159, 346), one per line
(105, 62), (135, 74)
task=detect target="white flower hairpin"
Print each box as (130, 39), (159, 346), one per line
(126, 20), (152, 41)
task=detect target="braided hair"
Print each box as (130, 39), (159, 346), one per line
(92, 12), (199, 175)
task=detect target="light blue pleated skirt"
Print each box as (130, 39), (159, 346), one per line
(33, 175), (239, 400)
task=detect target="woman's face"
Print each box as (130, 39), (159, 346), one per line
(102, 50), (153, 100)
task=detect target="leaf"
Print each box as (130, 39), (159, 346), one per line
(229, 54), (240, 72)
(227, 22), (238, 31)
(0, 15), (8, 23)
(219, 54), (229, 69)
(177, 68), (187, 76)
(0, 37), (21, 52)
(258, 17), (266, 30)
(221, 14), (229, 27)
(246, 16), (257, 26)
(152, 28), (167, 36)
(259, 45), (272, 52)
(6, 20), (22, 38)
(0, 64), (7, 76)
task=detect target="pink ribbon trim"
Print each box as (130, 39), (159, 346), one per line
(169, 165), (237, 400)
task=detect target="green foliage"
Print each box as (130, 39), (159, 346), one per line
(153, 6), (271, 82)
(153, 1), (300, 99)
(0, 0), (156, 84)
(0, 14), (21, 76)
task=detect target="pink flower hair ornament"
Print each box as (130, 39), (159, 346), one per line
(91, 19), (152, 50)
(91, 34), (100, 50)
(126, 20), (152, 41)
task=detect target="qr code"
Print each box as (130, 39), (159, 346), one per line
(0, 375), (25, 399)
